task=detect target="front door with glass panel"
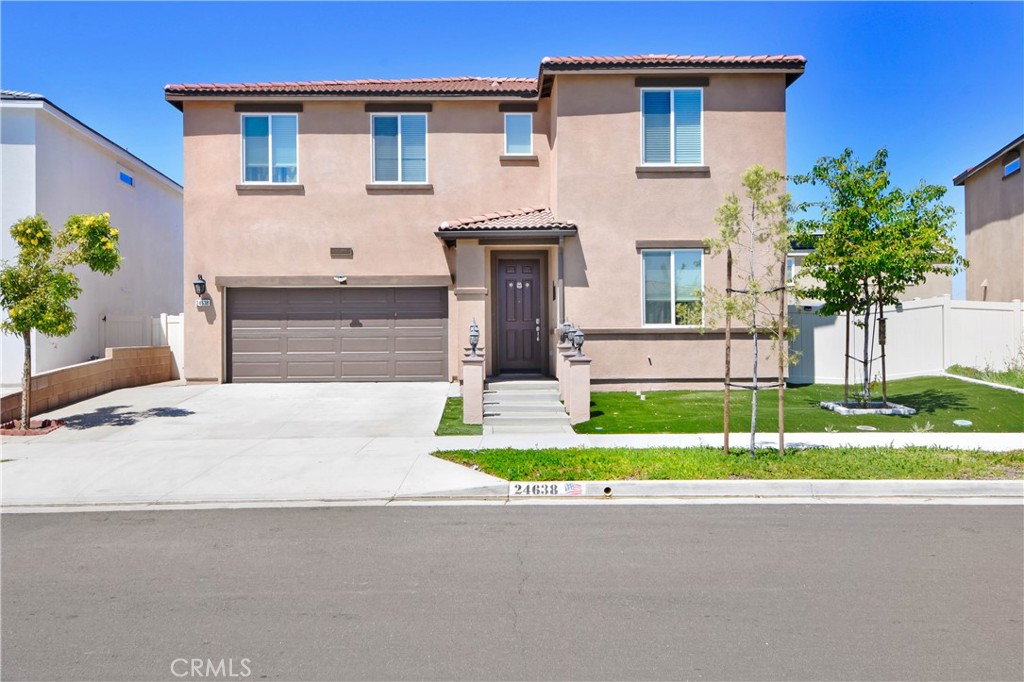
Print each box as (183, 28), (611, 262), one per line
(497, 258), (544, 372)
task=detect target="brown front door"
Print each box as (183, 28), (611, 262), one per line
(497, 258), (543, 373)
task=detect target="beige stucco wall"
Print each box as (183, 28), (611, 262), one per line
(962, 149), (1024, 302)
(551, 74), (789, 383)
(182, 100), (550, 381)
(181, 72), (797, 384)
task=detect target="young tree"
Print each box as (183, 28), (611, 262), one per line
(1, 214), (121, 428)
(792, 148), (965, 406)
(705, 166), (794, 458)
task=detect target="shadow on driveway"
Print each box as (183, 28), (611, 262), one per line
(61, 405), (195, 430)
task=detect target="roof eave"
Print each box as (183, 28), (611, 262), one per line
(953, 134), (1024, 186)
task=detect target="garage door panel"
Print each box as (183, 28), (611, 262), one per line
(286, 337), (336, 353)
(395, 336), (444, 353)
(228, 287), (447, 382)
(395, 360), (447, 380)
(232, 337), (286, 354)
(285, 361), (339, 379)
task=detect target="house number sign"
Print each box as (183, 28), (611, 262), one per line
(195, 299), (212, 308)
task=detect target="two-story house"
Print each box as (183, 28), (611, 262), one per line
(953, 134), (1023, 303)
(165, 54), (805, 388)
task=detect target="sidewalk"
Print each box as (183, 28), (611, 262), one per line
(2, 431), (1021, 511)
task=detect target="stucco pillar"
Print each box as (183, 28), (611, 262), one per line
(462, 352), (485, 425)
(556, 339), (573, 400)
(566, 354), (592, 425)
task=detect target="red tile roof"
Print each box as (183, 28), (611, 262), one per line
(438, 207), (576, 231)
(540, 54), (806, 70)
(164, 77), (538, 98)
(165, 55), (806, 99)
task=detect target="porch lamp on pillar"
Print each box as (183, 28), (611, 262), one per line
(572, 329), (585, 356)
(561, 321), (573, 344)
(469, 319), (480, 357)
(193, 274), (207, 297)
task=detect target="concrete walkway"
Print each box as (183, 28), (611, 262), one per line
(1, 383), (1021, 510)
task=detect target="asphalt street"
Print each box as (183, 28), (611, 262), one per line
(2, 505), (1021, 681)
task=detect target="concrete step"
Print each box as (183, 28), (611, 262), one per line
(483, 413), (571, 427)
(484, 403), (566, 415)
(484, 391), (560, 404)
(485, 379), (559, 391)
(484, 424), (576, 435)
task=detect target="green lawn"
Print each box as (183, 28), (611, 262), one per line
(947, 364), (1024, 390)
(574, 377), (1024, 434)
(435, 397), (483, 436)
(434, 446), (1024, 481)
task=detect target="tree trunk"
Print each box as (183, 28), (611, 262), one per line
(778, 259), (786, 456)
(862, 283), (872, 406)
(844, 312), (850, 407)
(749, 238), (758, 459)
(20, 329), (31, 429)
(724, 248), (732, 456)
(878, 282), (888, 407)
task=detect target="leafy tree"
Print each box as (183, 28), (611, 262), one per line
(792, 148), (965, 406)
(1, 214), (121, 428)
(705, 166), (795, 457)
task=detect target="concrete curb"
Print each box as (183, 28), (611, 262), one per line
(4, 480), (1020, 514)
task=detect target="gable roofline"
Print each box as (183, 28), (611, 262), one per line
(2, 90), (183, 192)
(164, 54), (807, 107)
(953, 134), (1024, 186)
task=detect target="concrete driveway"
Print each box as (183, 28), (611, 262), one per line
(1, 382), (507, 508)
(11, 381), (450, 442)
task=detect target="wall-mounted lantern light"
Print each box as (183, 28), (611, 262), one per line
(572, 329), (585, 356)
(193, 274), (207, 297)
(469, 319), (480, 356)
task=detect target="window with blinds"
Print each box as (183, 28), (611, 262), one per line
(641, 89), (703, 165)
(372, 114), (428, 183)
(242, 114), (298, 183)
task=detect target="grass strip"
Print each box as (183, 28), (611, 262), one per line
(435, 397), (483, 436)
(434, 446), (1024, 481)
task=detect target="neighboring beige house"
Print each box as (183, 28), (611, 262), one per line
(953, 134), (1024, 302)
(165, 54), (806, 388)
(1, 90), (183, 390)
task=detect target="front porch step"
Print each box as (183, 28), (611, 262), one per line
(484, 402), (567, 414)
(483, 414), (571, 428)
(484, 390), (560, 403)
(480, 376), (569, 433)
(485, 379), (559, 391)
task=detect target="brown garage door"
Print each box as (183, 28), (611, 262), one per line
(227, 287), (448, 382)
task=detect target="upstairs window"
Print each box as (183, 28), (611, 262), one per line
(242, 114), (298, 183)
(504, 113), (533, 155)
(117, 166), (135, 188)
(642, 249), (703, 326)
(372, 114), (427, 183)
(1004, 150), (1021, 178)
(642, 89), (703, 165)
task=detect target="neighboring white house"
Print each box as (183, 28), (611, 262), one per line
(0, 90), (183, 389)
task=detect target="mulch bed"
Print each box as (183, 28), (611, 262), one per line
(1, 419), (64, 436)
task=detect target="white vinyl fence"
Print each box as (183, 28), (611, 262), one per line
(100, 313), (184, 380)
(789, 296), (1024, 385)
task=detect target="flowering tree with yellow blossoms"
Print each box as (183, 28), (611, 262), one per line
(1, 214), (121, 429)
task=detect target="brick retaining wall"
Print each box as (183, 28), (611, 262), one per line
(1, 346), (173, 423)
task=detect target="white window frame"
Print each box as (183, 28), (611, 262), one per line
(239, 113), (300, 185)
(640, 249), (705, 327)
(640, 87), (704, 167)
(370, 113), (429, 184)
(503, 113), (533, 156)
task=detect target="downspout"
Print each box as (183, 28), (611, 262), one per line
(557, 235), (565, 325)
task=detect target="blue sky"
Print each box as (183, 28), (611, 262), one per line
(3, 1), (1022, 297)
